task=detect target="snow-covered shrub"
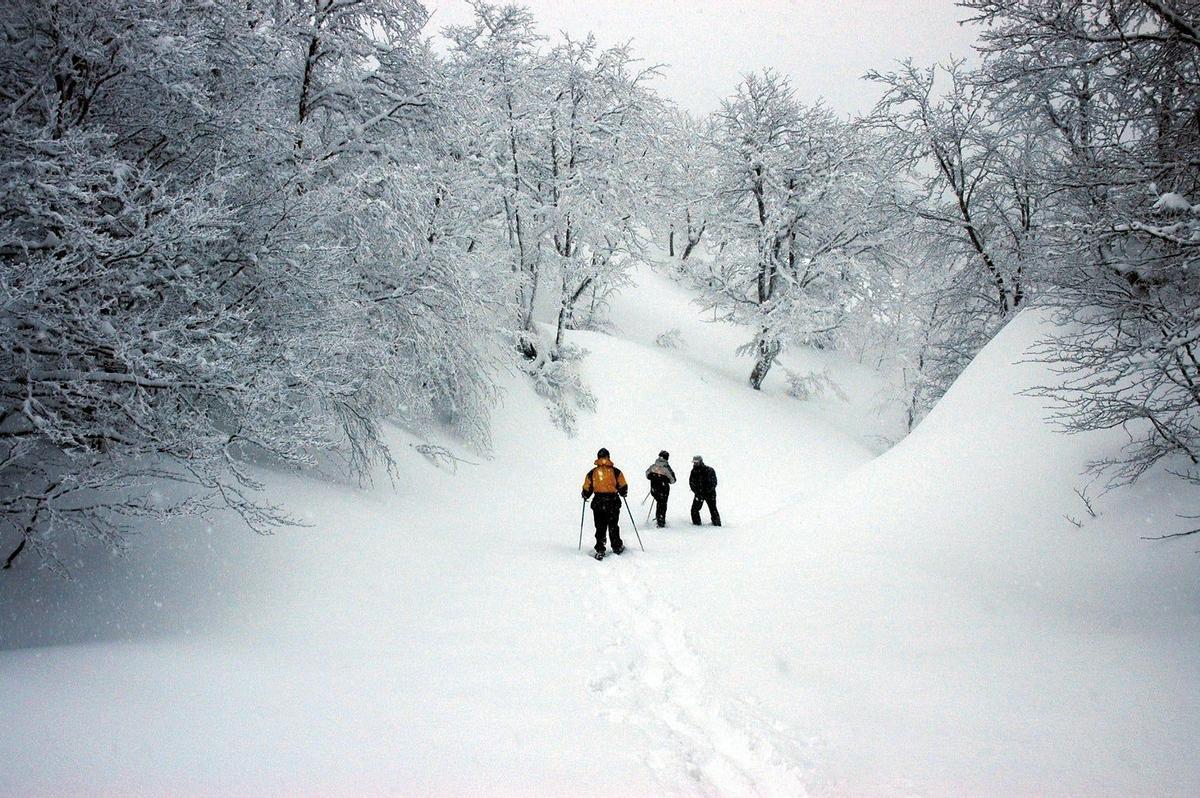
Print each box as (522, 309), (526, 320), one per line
(526, 344), (597, 436)
(411, 444), (478, 474)
(655, 329), (685, 349)
(784, 368), (848, 403)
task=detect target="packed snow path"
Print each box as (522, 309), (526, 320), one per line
(589, 554), (815, 796)
(2, 265), (1197, 796)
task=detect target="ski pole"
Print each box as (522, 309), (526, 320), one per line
(645, 499), (653, 525)
(621, 495), (645, 552)
(641, 490), (651, 505)
(579, 499), (587, 551)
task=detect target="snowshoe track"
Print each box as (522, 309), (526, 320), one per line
(588, 558), (814, 796)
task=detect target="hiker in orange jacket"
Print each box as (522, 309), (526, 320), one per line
(581, 447), (629, 559)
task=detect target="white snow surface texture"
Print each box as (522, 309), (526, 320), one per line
(2, 266), (1198, 797)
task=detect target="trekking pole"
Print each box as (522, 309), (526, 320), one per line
(621, 495), (645, 552)
(578, 499), (587, 551)
(645, 499), (653, 525)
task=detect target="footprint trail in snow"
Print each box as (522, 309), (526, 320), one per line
(588, 555), (817, 796)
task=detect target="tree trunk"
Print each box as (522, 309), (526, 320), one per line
(506, 92), (537, 360)
(749, 335), (780, 390)
(680, 220), (705, 262)
(3, 537), (26, 569)
(554, 276), (571, 350)
(554, 275), (593, 349)
(554, 308), (568, 349)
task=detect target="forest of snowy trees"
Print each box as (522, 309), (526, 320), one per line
(2, 0), (1198, 570)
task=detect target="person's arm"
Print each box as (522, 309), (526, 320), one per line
(667, 465), (676, 484)
(615, 468), (629, 497)
(582, 469), (593, 499)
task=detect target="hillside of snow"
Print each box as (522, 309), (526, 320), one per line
(1, 266), (1197, 797)
(651, 310), (1200, 795)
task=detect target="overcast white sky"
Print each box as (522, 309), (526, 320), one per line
(422, 0), (982, 117)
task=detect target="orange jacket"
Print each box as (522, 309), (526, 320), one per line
(582, 458), (628, 498)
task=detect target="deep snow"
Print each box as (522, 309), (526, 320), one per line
(1, 265), (1197, 797)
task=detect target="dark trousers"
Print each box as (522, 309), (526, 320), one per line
(651, 488), (669, 527)
(592, 495), (624, 553)
(691, 493), (721, 526)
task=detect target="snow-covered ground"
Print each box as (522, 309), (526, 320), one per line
(2, 265), (1197, 797)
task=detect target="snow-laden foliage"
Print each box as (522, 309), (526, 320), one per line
(0, 0), (497, 571)
(536, 36), (660, 348)
(847, 0), (1200, 497)
(864, 60), (1048, 414)
(443, 2), (661, 361)
(784, 368), (848, 403)
(525, 342), (597, 436)
(960, 0), (1200, 491)
(695, 71), (899, 389)
(650, 110), (716, 266)
(655, 329), (685, 350)
(438, 2), (662, 434)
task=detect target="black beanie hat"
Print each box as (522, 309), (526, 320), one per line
(597, 447), (610, 459)
(659, 450), (669, 459)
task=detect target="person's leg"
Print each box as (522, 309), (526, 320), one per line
(691, 495), (703, 525)
(593, 504), (607, 553)
(654, 489), (668, 527)
(707, 494), (721, 526)
(608, 507), (624, 552)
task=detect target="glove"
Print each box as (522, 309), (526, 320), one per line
(618, 487), (628, 498)
(581, 490), (590, 500)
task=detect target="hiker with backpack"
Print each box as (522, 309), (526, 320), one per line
(689, 455), (721, 526)
(581, 447), (629, 559)
(645, 450), (676, 528)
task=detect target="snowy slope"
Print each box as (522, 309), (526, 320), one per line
(656, 311), (1200, 796)
(0, 264), (873, 796)
(1, 268), (1198, 797)
(606, 265), (903, 451)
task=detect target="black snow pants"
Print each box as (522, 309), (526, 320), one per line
(592, 494), (624, 553)
(691, 492), (721, 526)
(651, 486), (669, 527)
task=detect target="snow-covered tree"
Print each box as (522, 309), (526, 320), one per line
(446, 6), (660, 353)
(534, 35), (660, 346)
(0, 0), (497, 572)
(962, 0), (1200, 498)
(442, 4), (663, 430)
(701, 71), (896, 389)
(865, 59), (1051, 401)
(443, 2), (547, 359)
(651, 110), (718, 265)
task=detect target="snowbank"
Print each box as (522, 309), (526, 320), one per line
(668, 310), (1200, 795)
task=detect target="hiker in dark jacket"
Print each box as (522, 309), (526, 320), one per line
(645, 450), (677, 528)
(689, 455), (721, 526)
(582, 447), (629, 559)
